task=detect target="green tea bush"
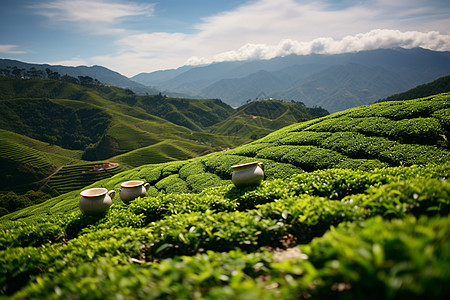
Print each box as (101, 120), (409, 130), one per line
(0, 226), (151, 295)
(201, 154), (245, 179)
(280, 146), (345, 171)
(279, 131), (332, 146)
(257, 160), (304, 179)
(13, 250), (274, 300)
(0, 220), (64, 249)
(257, 145), (298, 161)
(334, 158), (388, 171)
(146, 210), (287, 258)
(305, 116), (444, 145)
(299, 215), (450, 299)
(255, 195), (365, 243)
(321, 132), (394, 159)
(154, 174), (190, 194)
(346, 178), (450, 218)
(347, 95), (448, 119)
(185, 172), (226, 193)
(226, 142), (271, 157)
(80, 205), (146, 233)
(433, 108), (450, 131)
(161, 160), (188, 177)
(137, 165), (163, 183)
(178, 161), (205, 179)
(380, 143), (449, 165)
(126, 193), (237, 226)
(387, 117), (443, 144)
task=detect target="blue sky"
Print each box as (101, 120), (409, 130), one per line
(1, 0), (449, 77)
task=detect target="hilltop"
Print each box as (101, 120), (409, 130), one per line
(0, 92), (448, 298)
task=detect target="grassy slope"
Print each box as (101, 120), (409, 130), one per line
(0, 93), (449, 298)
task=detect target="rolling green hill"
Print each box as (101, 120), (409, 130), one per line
(0, 77), (326, 197)
(0, 93), (449, 298)
(210, 100), (328, 141)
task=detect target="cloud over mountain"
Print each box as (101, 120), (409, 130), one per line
(185, 30), (450, 65)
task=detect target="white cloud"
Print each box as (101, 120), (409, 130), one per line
(198, 30), (450, 64)
(30, 0), (154, 34)
(0, 45), (26, 54)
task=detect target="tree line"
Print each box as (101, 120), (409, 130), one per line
(0, 66), (103, 87)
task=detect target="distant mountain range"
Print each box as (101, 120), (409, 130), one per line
(2, 47), (450, 113)
(133, 47), (450, 112)
(0, 59), (159, 95)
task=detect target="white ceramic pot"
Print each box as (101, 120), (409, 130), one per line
(231, 161), (264, 188)
(79, 188), (115, 215)
(118, 180), (150, 204)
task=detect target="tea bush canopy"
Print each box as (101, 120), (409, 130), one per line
(0, 93), (449, 298)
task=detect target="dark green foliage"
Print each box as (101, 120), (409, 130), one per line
(155, 174), (190, 194)
(300, 215), (450, 299)
(0, 99), (111, 150)
(0, 191), (49, 216)
(381, 75), (450, 101)
(0, 219), (64, 249)
(146, 210), (287, 258)
(186, 172), (225, 193)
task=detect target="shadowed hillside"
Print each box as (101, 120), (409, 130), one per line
(0, 93), (449, 298)
(380, 75), (450, 102)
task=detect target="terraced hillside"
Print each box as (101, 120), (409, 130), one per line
(0, 129), (84, 193)
(0, 93), (449, 299)
(45, 163), (127, 195)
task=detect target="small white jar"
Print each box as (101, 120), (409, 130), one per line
(231, 161), (264, 188)
(118, 180), (150, 204)
(79, 188), (115, 215)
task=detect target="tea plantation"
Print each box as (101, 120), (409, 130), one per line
(0, 93), (449, 299)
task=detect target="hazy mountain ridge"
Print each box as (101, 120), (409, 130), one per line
(133, 48), (450, 112)
(0, 59), (158, 94)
